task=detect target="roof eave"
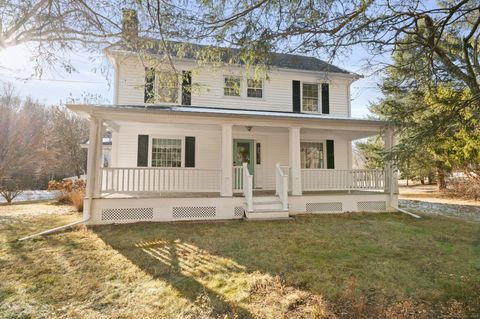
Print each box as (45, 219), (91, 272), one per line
(67, 103), (390, 127)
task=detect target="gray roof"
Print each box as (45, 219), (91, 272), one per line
(110, 40), (352, 75)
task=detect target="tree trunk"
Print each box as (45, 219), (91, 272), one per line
(436, 164), (447, 190)
(427, 174), (434, 185)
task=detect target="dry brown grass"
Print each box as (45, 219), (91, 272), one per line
(1, 202), (479, 318)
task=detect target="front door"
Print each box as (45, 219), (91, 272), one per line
(233, 139), (255, 182)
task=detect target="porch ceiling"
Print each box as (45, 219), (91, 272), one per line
(67, 103), (389, 138)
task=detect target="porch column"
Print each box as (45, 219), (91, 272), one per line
(85, 116), (102, 218)
(383, 125), (397, 194)
(221, 124), (233, 196)
(94, 121), (105, 196)
(289, 127), (302, 195)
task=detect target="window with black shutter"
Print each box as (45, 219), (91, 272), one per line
(321, 83), (330, 114)
(292, 80), (301, 113)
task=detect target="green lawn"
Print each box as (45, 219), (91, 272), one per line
(1, 202), (479, 318)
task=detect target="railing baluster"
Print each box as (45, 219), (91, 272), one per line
(300, 168), (387, 192)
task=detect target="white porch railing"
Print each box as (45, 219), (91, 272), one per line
(275, 163), (289, 210)
(242, 163), (253, 212)
(101, 167), (221, 193)
(233, 166), (243, 191)
(301, 169), (387, 191)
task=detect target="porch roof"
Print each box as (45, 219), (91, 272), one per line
(68, 104), (390, 127)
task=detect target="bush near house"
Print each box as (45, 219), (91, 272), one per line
(47, 179), (85, 211)
(446, 172), (480, 201)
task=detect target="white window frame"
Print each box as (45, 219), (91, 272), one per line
(301, 82), (321, 113)
(300, 140), (326, 169)
(152, 71), (181, 105)
(148, 136), (185, 168)
(223, 75), (242, 98)
(246, 78), (264, 99)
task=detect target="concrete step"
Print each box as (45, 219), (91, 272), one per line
(252, 200), (282, 205)
(246, 203), (285, 210)
(245, 209), (290, 220)
(251, 196), (278, 203)
(252, 203), (284, 211)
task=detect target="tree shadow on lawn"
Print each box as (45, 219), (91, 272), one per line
(93, 213), (480, 318)
(93, 220), (338, 318)
(125, 238), (254, 318)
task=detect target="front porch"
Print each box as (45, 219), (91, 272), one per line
(70, 104), (397, 223)
(98, 167), (390, 196)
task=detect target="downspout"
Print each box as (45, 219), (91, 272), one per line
(18, 116), (100, 241)
(17, 219), (88, 241)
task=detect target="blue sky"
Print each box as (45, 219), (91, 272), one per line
(0, 43), (383, 117)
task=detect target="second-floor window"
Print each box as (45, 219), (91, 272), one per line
(156, 72), (179, 103)
(224, 76), (241, 97)
(247, 79), (263, 98)
(302, 83), (319, 112)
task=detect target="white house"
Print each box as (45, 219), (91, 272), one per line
(67, 10), (398, 224)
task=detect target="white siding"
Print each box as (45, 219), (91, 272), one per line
(116, 122), (221, 170)
(114, 122), (350, 190)
(115, 55), (352, 116)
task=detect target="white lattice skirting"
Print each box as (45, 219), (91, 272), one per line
(88, 193), (396, 224)
(357, 201), (387, 212)
(89, 197), (245, 224)
(172, 206), (216, 219)
(288, 193), (395, 215)
(102, 208), (154, 221)
(306, 202), (343, 213)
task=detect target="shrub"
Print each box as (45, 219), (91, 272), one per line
(446, 172), (480, 201)
(48, 179), (86, 211)
(70, 190), (84, 212)
(0, 178), (23, 204)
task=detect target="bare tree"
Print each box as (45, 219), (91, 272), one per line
(0, 0), (125, 75)
(48, 106), (89, 177)
(0, 84), (43, 179)
(0, 178), (23, 204)
(0, 84), (47, 202)
(183, 1), (480, 100)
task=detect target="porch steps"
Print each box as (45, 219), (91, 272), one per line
(244, 196), (290, 220)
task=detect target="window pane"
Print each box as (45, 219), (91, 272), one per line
(152, 138), (182, 167)
(302, 83), (318, 111)
(224, 76), (241, 96)
(300, 142), (324, 168)
(156, 72), (178, 103)
(247, 79), (263, 98)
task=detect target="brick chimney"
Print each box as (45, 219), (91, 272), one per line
(122, 9), (138, 43)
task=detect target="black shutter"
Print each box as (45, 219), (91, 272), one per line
(137, 135), (149, 167)
(292, 80), (301, 113)
(326, 140), (335, 169)
(182, 71), (192, 106)
(185, 136), (195, 167)
(322, 83), (330, 114)
(144, 67), (155, 103)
